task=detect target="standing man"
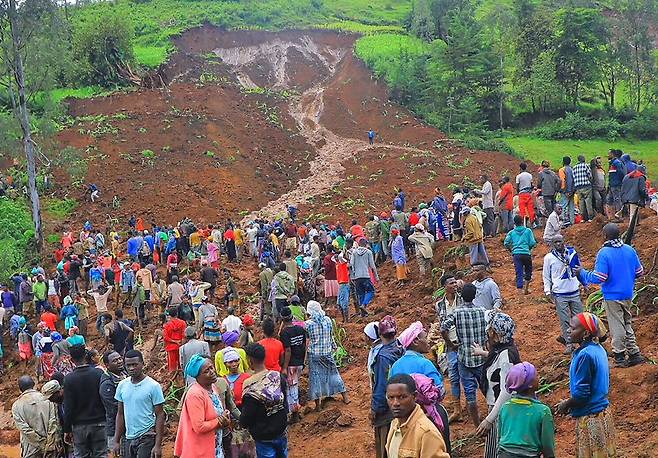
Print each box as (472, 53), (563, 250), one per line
(100, 351), (126, 453)
(573, 155), (594, 222)
(621, 164), (648, 224)
(408, 224), (435, 286)
(350, 238), (379, 316)
(504, 215), (537, 295)
(543, 204), (563, 244)
(32, 274), (48, 317)
(63, 344), (107, 458)
(515, 162), (535, 226)
(368, 316), (403, 458)
(12, 375), (62, 458)
(543, 235), (585, 354)
(368, 129), (376, 145)
(385, 374), (450, 458)
(258, 263), (274, 320)
(559, 156), (575, 226)
(605, 149), (625, 221)
(475, 175), (495, 237)
(497, 176), (515, 233)
(462, 208), (489, 267)
(578, 223), (644, 368)
(537, 161), (561, 218)
(279, 306), (307, 424)
(163, 309), (187, 373)
(472, 264), (502, 311)
(440, 284), (488, 427)
(179, 326), (211, 386)
(113, 350), (166, 458)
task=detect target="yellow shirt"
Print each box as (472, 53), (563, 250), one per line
(235, 229), (245, 246)
(214, 347), (250, 376)
(270, 233), (280, 247)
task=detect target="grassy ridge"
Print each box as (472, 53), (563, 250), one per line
(507, 137), (658, 181)
(72, 0), (413, 68)
(354, 33), (429, 80)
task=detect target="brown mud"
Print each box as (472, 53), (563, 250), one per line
(2, 25), (658, 457)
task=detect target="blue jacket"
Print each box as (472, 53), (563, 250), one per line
(369, 341), (403, 414)
(390, 350), (444, 390)
(144, 235), (155, 253)
(120, 270), (136, 292)
(127, 237), (141, 257)
(504, 226), (537, 255)
(570, 341), (609, 417)
(608, 158), (625, 187)
(581, 244), (643, 300)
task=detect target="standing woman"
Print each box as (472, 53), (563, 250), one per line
(199, 297), (222, 349)
(472, 312), (521, 458)
(224, 226), (237, 263)
(557, 312), (615, 458)
(305, 300), (350, 411)
(175, 354), (231, 458)
(390, 228), (408, 285)
(36, 328), (56, 380)
(51, 332), (75, 375)
(222, 349), (256, 458)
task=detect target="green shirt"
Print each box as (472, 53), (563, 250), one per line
(32, 281), (47, 301)
(498, 396), (556, 458)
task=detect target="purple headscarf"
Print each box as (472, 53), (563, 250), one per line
(410, 374), (445, 432)
(505, 362), (537, 393)
(222, 330), (240, 346)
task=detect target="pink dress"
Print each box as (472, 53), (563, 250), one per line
(208, 242), (219, 268)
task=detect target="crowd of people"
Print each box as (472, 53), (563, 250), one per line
(3, 148), (653, 458)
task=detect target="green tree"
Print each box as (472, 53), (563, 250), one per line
(72, 8), (136, 86)
(409, 0), (437, 42)
(553, 8), (607, 106)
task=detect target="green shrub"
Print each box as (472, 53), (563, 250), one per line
(46, 198), (78, 219)
(457, 135), (521, 158)
(0, 198), (35, 283)
(532, 112), (622, 140)
(624, 110), (658, 140)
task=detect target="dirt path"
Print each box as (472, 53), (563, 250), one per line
(212, 36), (431, 223)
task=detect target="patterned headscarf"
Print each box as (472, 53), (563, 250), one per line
(577, 312), (607, 339)
(184, 354), (208, 379)
(487, 312), (516, 344)
(378, 315), (397, 336)
(411, 374), (445, 432)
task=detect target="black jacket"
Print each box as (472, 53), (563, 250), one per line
(63, 365), (106, 432)
(99, 371), (124, 437)
(239, 372), (288, 441)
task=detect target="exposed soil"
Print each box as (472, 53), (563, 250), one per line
(2, 25), (658, 458)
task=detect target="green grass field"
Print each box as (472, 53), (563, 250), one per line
(507, 136), (658, 180)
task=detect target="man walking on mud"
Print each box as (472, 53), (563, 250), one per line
(368, 129), (376, 145)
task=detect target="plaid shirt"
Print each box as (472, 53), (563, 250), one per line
(306, 316), (336, 357)
(572, 162), (592, 188)
(440, 302), (487, 367)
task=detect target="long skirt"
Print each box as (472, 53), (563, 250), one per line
(308, 354), (345, 401)
(575, 407), (616, 458)
(226, 241), (237, 262)
(484, 405), (499, 458)
(395, 263), (408, 281)
(324, 280), (339, 298)
(54, 354), (75, 376)
(40, 352), (55, 380)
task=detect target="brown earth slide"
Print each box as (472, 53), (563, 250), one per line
(1, 25), (658, 457)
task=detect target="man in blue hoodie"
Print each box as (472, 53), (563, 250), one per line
(368, 315), (403, 458)
(504, 215), (537, 294)
(577, 223), (644, 367)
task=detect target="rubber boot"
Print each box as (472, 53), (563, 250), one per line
(467, 403), (480, 428)
(523, 280), (530, 295)
(613, 352), (629, 368)
(628, 352), (645, 367)
(447, 398), (462, 423)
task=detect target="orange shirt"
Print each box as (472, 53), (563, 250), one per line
(41, 312), (58, 332)
(259, 337), (284, 372)
(336, 261), (349, 284)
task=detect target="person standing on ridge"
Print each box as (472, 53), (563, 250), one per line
(368, 129), (376, 145)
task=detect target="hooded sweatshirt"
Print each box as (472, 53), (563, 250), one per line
(273, 271), (296, 300)
(621, 170), (648, 205)
(350, 246), (378, 281)
(504, 226), (537, 255)
(538, 168), (561, 197)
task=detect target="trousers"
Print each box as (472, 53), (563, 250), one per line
(604, 299), (641, 355)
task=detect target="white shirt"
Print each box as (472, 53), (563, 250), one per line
(222, 315), (242, 333)
(88, 286), (113, 313)
(515, 171), (533, 192)
(246, 227), (258, 243)
(479, 181), (494, 209)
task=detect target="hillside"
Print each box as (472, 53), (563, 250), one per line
(1, 25), (658, 458)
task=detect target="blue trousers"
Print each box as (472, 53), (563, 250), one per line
(255, 434), (288, 458)
(512, 254), (532, 289)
